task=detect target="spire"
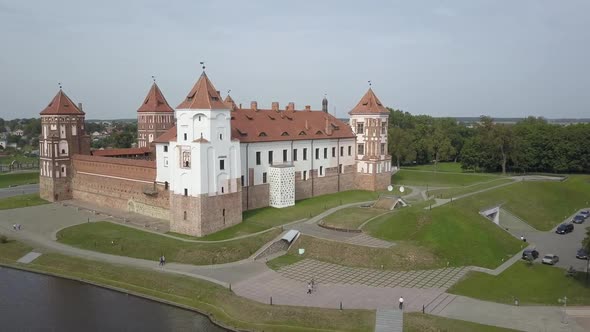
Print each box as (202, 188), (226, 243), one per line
(137, 82), (174, 113)
(40, 89), (84, 115)
(349, 88), (389, 115)
(177, 72), (229, 110)
(223, 94), (237, 110)
(322, 94), (328, 113)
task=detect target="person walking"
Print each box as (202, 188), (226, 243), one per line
(162, 255), (166, 266)
(398, 296), (404, 310)
(307, 282), (312, 294)
(159, 255), (164, 267)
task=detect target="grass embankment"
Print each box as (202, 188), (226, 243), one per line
(266, 254), (305, 270)
(454, 175), (590, 230)
(404, 313), (520, 332)
(0, 237), (32, 261)
(170, 190), (379, 241)
(364, 200), (522, 269)
(57, 221), (281, 265)
(0, 241), (375, 332)
(285, 235), (442, 270)
(393, 169), (502, 187)
(321, 207), (387, 230)
(0, 154), (39, 165)
(449, 262), (590, 305)
(403, 162), (465, 173)
(427, 178), (515, 199)
(0, 171), (39, 188)
(0, 193), (48, 210)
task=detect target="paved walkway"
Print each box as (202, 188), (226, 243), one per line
(375, 309), (402, 332)
(0, 184), (39, 198)
(16, 251), (42, 264)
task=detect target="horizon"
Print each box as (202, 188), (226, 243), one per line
(1, 1), (589, 120)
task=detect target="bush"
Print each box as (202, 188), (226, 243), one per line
(0, 235), (8, 243)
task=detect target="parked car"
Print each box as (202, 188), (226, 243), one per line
(522, 249), (539, 260)
(580, 210), (590, 218)
(556, 223), (574, 234)
(542, 254), (559, 265)
(572, 215), (586, 224)
(577, 249), (589, 260)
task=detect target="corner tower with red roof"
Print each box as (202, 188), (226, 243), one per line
(349, 87), (392, 191)
(137, 82), (175, 148)
(39, 89), (90, 201)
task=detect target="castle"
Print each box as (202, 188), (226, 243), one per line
(39, 71), (392, 236)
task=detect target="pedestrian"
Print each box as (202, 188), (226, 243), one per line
(307, 282), (312, 294)
(520, 235), (524, 241)
(398, 296), (404, 310)
(159, 255), (164, 266)
(311, 277), (315, 292)
(13, 224), (16, 231)
(17, 224), (21, 231)
(162, 255), (166, 266)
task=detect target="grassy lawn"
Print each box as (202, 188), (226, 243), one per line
(454, 175), (590, 231)
(0, 193), (48, 210)
(0, 172), (39, 188)
(393, 169), (502, 187)
(266, 254), (305, 270)
(449, 262), (590, 305)
(364, 201), (523, 269)
(0, 236), (32, 261)
(321, 207), (387, 230)
(0, 154), (39, 165)
(0, 248), (375, 332)
(287, 235), (443, 270)
(175, 190), (380, 241)
(427, 178), (515, 199)
(57, 221), (281, 265)
(394, 185), (413, 196)
(404, 313), (520, 332)
(403, 162), (465, 173)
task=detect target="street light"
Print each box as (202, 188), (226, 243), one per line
(558, 296), (568, 324)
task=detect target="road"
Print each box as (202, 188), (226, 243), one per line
(0, 184), (39, 198)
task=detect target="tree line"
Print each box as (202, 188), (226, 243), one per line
(387, 109), (590, 174)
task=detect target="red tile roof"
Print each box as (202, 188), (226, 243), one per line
(40, 89), (85, 116)
(137, 83), (174, 113)
(91, 147), (151, 157)
(176, 72), (229, 110)
(349, 88), (389, 115)
(223, 95), (237, 110)
(153, 108), (355, 144)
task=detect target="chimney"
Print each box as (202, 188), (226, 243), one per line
(271, 102), (279, 112)
(305, 120), (309, 130)
(78, 103), (83, 112)
(325, 118), (332, 135)
(239, 103), (242, 109)
(305, 105), (311, 111)
(216, 90), (220, 95)
(250, 101), (257, 111)
(287, 102), (295, 111)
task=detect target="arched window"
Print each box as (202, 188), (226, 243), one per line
(183, 211), (187, 220)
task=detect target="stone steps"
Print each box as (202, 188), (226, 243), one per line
(375, 309), (403, 332)
(425, 293), (457, 315)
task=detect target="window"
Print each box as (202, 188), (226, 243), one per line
(262, 172), (267, 184)
(163, 145), (168, 152)
(222, 208), (225, 217)
(221, 186), (224, 193)
(358, 144), (364, 155)
(303, 170), (307, 180)
(348, 146), (352, 156)
(241, 175), (245, 187)
(315, 148), (319, 159)
(293, 149), (298, 161)
(283, 149), (288, 162)
(220, 159), (225, 170)
(183, 133), (187, 141)
(268, 151), (273, 164)
(184, 188), (188, 196)
(381, 143), (386, 155)
(323, 148), (327, 159)
(339, 164), (343, 173)
(319, 166), (323, 176)
(219, 133), (223, 140)
(303, 148), (307, 160)
(164, 181), (169, 190)
(357, 122), (364, 134)
(61, 149), (65, 154)
(340, 146), (344, 156)
(182, 151), (190, 168)
(256, 152), (261, 165)
(183, 211), (187, 220)
(164, 157), (168, 167)
(332, 147), (336, 157)
(381, 122), (387, 135)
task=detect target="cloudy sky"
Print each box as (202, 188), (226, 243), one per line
(1, 0), (588, 119)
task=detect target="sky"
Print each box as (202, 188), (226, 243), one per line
(1, 0), (589, 120)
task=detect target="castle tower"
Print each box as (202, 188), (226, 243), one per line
(137, 82), (175, 148)
(349, 87), (392, 191)
(39, 89), (90, 201)
(322, 95), (328, 113)
(167, 71), (242, 236)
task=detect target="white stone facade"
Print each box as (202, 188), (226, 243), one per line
(269, 164), (295, 208)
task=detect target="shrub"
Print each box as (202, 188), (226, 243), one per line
(0, 235), (8, 244)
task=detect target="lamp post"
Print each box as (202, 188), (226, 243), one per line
(558, 296), (568, 324)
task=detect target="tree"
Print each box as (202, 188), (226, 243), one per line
(430, 122), (455, 168)
(389, 127), (416, 169)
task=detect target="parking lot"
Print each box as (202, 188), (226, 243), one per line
(517, 209), (589, 271)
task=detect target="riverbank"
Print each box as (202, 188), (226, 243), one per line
(0, 240), (375, 332)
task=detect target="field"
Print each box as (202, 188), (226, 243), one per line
(286, 235), (443, 270)
(173, 190), (380, 241)
(321, 207), (387, 230)
(57, 221), (281, 265)
(449, 262), (590, 305)
(392, 169), (502, 187)
(0, 237), (32, 261)
(364, 201), (523, 269)
(403, 162), (466, 173)
(427, 178), (515, 199)
(0, 171), (39, 188)
(404, 313), (520, 332)
(0, 194), (48, 210)
(0, 154), (38, 165)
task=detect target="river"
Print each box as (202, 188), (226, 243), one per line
(0, 267), (228, 331)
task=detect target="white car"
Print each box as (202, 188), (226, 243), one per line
(542, 254), (559, 265)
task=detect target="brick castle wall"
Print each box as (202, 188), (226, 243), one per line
(39, 176), (72, 202)
(242, 183), (270, 210)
